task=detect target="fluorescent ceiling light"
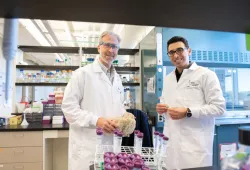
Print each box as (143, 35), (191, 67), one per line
(113, 24), (125, 35)
(19, 19), (50, 46)
(72, 21), (90, 31)
(64, 21), (74, 47)
(34, 19), (48, 33)
(72, 31), (101, 37)
(45, 33), (57, 46)
(20, 19), (63, 61)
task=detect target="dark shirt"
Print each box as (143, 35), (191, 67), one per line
(175, 62), (193, 82)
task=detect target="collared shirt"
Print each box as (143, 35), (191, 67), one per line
(175, 62), (193, 82)
(97, 58), (115, 84)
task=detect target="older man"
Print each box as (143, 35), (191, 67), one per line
(62, 31), (126, 170)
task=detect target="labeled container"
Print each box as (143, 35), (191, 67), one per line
(221, 126), (250, 170)
(55, 94), (64, 104)
(48, 94), (55, 104)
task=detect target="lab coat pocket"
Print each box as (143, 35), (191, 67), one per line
(180, 129), (207, 153)
(184, 86), (204, 105)
(113, 85), (124, 103)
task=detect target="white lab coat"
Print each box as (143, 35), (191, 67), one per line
(162, 63), (225, 169)
(61, 60), (126, 170)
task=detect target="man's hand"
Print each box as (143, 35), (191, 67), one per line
(156, 103), (169, 114)
(167, 107), (188, 120)
(96, 117), (118, 133)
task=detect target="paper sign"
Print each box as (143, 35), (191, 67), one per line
(220, 143), (237, 160)
(147, 76), (155, 93)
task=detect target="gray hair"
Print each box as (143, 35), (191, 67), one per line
(99, 31), (121, 44)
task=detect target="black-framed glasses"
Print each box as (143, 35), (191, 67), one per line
(99, 42), (120, 50)
(167, 47), (187, 57)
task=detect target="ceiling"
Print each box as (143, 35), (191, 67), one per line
(0, 18), (155, 65)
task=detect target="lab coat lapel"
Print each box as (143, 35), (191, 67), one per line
(93, 60), (112, 86)
(100, 72), (112, 86)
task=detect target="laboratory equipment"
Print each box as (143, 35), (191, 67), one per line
(135, 132), (143, 155)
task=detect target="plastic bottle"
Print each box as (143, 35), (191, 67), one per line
(113, 129), (118, 147)
(114, 131), (123, 154)
(153, 131), (159, 153)
(133, 130), (140, 148)
(160, 136), (169, 156)
(158, 133), (164, 153)
(67, 70), (72, 82)
(96, 129), (103, 145)
(136, 132), (143, 155)
(36, 73), (41, 82)
(17, 69), (25, 82)
(54, 70), (60, 83)
(40, 70), (45, 83)
(32, 74), (37, 82)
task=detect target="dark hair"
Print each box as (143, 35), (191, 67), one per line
(167, 36), (189, 49)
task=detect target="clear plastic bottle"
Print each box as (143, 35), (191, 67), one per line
(159, 96), (167, 122)
(124, 89), (136, 109)
(96, 129), (103, 145)
(17, 69), (25, 82)
(48, 72), (54, 83)
(54, 70), (60, 83)
(67, 70), (72, 82)
(157, 133), (164, 153)
(40, 70), (45, 83)
(160, 136), (169, 156)
(36, 73), (41, 82)
(61, 70), (67, 83)
(32, 74), (37, 82)
(114, 131), (123, 154)
(153, 131), (159, 153)
(23, 73), (28, 82)
(136, 132), (143, 155)
(27, 74), (32, 82)
(133, 130), (140, 148)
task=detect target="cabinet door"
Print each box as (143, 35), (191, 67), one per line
(214, 124), (240, 167)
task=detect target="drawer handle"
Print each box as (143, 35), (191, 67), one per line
(14, 134), (24, 137)
(0, 165), (3, 168)
(14, 150), (24, 154)
(14, 166), (24, 169)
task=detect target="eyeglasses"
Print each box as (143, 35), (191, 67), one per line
(167, 47), (187, 57)
(99, 42), (120, 50)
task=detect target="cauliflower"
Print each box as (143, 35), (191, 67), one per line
(113, 112), (136, 136)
